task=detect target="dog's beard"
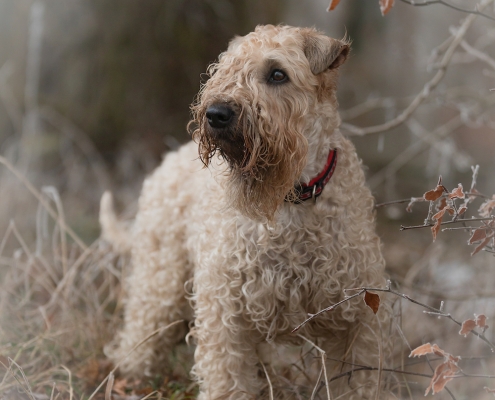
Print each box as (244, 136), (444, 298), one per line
(190, 105), (308, 221)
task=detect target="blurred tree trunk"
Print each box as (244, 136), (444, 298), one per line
(40, 0), (285, 163)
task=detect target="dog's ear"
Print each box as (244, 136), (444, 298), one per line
(302, 31), (350, 75)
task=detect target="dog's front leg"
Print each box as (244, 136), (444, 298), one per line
(192, 268), (262, 400)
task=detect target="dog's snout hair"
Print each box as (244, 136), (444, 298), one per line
(202, 102), (246, 167)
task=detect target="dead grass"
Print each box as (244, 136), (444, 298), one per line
(0, 154), (199, 399)
(1, 155), (495, 400)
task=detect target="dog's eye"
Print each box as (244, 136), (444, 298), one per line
(269, 69), (288, 84)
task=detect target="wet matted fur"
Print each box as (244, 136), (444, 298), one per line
(102, 25), (391, 400)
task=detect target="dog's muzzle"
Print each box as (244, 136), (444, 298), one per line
(205, 103), (245, 166)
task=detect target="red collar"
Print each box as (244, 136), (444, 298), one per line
(289, 149), (338, 203)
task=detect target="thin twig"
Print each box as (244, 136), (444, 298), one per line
(340, 97), (398, 120)
(311, 367), (324, 400)
(454, 372), (495, 379)
(400, 217), (495, 231)
(0, 156), (87, 250)
(297, 334), (332, 400)
(399, 0), (495, 22)
(368, 115), (464, 189)
(442, 226), (494, 231)
(260, 361), (274, 400)
(460, 40), (495, 70)
(341, 0), (494, 136)
(470, 165), (480, 193)
(292, 290), (365, 332)
(328, 365), (432, 383)
(140, 391), (159, 400)
(375, 198), (416, 208)
(104, 371), (114, 400)
(294, 281), (495, 352)
(6, 358), (35, 400)
(49, 382), (56, 400)
(376, 191), (489, 210)
(60, 366), (73, 400)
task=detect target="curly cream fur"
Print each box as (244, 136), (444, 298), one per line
(104, 25), (391, 400)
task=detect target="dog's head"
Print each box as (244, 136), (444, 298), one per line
(189, 25), (349, 221)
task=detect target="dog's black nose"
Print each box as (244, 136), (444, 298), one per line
(206, 105), (234, 129)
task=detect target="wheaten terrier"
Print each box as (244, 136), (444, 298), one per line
(102, 25), (391, 400)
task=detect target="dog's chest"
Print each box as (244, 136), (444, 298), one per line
(235, 216), (339, 309)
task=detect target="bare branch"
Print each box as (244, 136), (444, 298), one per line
(341, 0), (494, 136)
(470, 165), (480, 193)
(375, 198), (424, 208)
(294, 281), (495, 352)
(400, 216), (495, 231)
(340, 97), (397, 120)
(292, 290), (365, 332)
(368, 116), (463, 189)
(459, 40), (495, 70)
(399, 0), (495, 22)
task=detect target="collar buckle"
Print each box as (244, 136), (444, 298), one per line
(285, 149), (338, 204)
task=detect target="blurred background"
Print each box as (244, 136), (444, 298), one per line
(1, 0), (495, 398)
(0, 0), (495, 239)
(0, 0), (494, 238)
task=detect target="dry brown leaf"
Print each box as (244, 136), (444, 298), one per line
(410, 343), (460, 395)
(469, 228), (487, 244)
(379, 0), (395, 15)
(457, 206), (467, 216)
(459, 319), (476, 337)
(479, 195), (495, 218)
(409, 343), (445, 358)
(431, 222), (441, 242)
(363, 291), (380, 314)
(471, 232), (494, 256)
(475, 314), (488, 329)
(82, 358), (100, 383)
(113, 378), (130, 396)
(436, 197), (447, 212)
(427, 360), (459, 395)
(447, 353), (460, 364)
(409, 343), (434, 357)
(448, 184), (465, 200)
(431, 206), (453, 241)
(425, 363), (445, 395)
(79, 358), (113, 387)
(433, 207), (453, 221)
(424, 186), (445, 201)
(424, 177), (446, 201)
(135, 386), (154, 396)
(327, 0), (341, 11)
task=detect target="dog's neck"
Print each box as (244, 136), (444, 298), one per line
(294, 113), (341, 202)
(288, 148), (337, 203)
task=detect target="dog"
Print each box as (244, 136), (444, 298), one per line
(102, 24), (391, 400)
